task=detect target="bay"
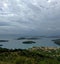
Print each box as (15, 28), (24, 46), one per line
(0, 35), (60, 49)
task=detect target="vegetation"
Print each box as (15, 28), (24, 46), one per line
(22, 41), (36, 44)
(16, 37), (26, 40)
(26, 37), (40, 40)
(0, 40), (8, 42)
(0, 47), (60, 64)
(0, 44), (3, 46)
(16, 37), (39, 40)
(52, 39), (60, 45)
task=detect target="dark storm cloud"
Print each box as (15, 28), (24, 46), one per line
(0, 22), (10, 26)
(0, 0), (60, 35)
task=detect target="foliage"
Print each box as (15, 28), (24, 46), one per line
(0, 47), (60, 64)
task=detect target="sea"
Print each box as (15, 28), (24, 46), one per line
(0, 34), (60, 49)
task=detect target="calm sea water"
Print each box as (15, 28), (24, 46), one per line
(0, 35), (60, 49)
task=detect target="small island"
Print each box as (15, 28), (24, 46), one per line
(52, 39), (60, 45)
(22, 41), (36, 44)
(16, 37), (26, 40)
(16, 37), (40, 40)
(0, 44), (3, 46)
(0, 40), (8, 42)
(26, 37), (39, 40)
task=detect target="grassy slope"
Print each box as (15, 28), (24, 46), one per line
(0, 47), (60, 64)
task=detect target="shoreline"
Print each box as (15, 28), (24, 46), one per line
(0, 46), (60, 50)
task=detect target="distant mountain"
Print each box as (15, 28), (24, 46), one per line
(47, 36), (60, 38)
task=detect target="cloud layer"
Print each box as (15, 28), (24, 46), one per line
(0, 0), (60, 35)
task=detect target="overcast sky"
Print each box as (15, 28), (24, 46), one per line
(0, 0), (60, 36)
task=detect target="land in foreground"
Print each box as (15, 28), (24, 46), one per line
(0, 47), (60, 64)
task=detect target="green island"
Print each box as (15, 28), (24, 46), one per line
(0, 47), (60, 64)
(0, 44), (3, 46)
(0, 40), (8, 42)
(26, 37), (40, 40)
(22, 41), (36, 44)
(16, 37), (39, 40)
(16, 37), (26, 40)
(52, 39), (60, 45)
